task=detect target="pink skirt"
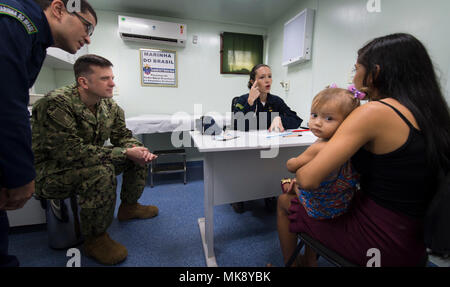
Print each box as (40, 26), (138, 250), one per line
(288, 191), (427, 266)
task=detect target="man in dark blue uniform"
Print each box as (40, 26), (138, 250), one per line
(0, 0), (97, 266)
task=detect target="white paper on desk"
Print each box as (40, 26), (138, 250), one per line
(213, 133), (239, 141)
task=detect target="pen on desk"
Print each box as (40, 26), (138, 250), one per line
(266, 132), (292, 138)
(292, 129), (310, 132)
(283, 134), (302, 138)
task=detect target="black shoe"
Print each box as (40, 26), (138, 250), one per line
(231, 202), (245, 213)
(264, 197), (277, 212)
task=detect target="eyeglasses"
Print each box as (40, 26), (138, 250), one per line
(73, 12), (94, 37)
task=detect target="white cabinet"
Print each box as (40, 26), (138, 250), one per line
(43, 45), (89, 70)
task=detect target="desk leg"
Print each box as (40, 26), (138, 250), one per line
(198, 153), (218, 267)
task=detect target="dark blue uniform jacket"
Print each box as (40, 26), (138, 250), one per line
(232, 93), (303, 131)
(0, 0), (53, 188)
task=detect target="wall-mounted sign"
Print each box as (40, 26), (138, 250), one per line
(140, 48), (177, 87)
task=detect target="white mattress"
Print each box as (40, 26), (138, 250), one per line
(126, 113), (232, 135)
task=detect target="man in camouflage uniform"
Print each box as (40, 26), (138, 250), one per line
(31, 54), (158, 265)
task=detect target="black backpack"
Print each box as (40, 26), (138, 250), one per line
(424, 169), (450, 257)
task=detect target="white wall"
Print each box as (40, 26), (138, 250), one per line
(34, 66), (56, 94)
(268, 0), (450, 122)
(87, 10), (267, 117)
(36, 1), (450, 119)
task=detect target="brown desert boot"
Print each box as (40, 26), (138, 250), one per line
(83, 232), (128, 265)
(117, 203), (159, 221)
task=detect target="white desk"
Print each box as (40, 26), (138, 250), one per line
(189, 130), (316, 266)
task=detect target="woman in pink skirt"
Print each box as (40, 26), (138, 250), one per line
(276, 33), (450, 267)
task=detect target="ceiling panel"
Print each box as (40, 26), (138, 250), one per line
(90, 0), (300, 27)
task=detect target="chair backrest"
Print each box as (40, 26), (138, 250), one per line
(231, 96), (240, 112)
(231, 96), (241, 131)
(424, 169), (450, 257)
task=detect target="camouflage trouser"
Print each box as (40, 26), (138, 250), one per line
(35, 160), (148, 238)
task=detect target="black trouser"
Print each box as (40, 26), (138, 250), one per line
(0, 210), (19, 267)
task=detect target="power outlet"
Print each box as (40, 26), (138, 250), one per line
(284, 81), (290, 92)
(280, 81), (290, 92)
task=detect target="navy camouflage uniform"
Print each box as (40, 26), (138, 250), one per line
(31, 84), (148, 238)
(232, 93), (303, 131)
(0, 0), (54, 267)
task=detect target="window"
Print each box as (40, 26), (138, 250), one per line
(220, 32), (263, 74)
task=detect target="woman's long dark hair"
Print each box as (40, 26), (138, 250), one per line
(358, 33), (450, 174)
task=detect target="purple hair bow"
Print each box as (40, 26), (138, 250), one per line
(348, 84), (366, 100)
(328, 83), (366, 100)
(329, 83), (338, 88)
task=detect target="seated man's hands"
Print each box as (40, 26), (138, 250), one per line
(269, 116), (284, 132)
(0, 180), (35, 211)
(125, 146), (158, 166)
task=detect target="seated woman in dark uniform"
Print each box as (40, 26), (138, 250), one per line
(233, 64), (303, 132)
(231, 64), (303, 213)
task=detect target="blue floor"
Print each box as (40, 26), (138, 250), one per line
(8, 164), (293, 267)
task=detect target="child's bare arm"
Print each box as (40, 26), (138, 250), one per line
(286, 141), (326, 173)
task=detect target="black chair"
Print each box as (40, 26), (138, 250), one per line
(150, 149), (187, 187)
(231, 96), (240, 113)
(285, 232), (357, 267)
(286, 232), (429, 267)
(35, 194), (84, 250)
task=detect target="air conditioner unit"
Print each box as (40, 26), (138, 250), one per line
(118, 15), (187, 47)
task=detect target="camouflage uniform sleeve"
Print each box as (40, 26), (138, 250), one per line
(42, 97), (126, 167)
(109, 103), (143, 149)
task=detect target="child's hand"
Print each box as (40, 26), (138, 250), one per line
(281, 178), (297, 195)
(287, 179), (298, 195)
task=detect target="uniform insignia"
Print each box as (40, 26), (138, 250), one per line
(48, 107), (75, 129)
(235, 103), (244, 110)
(0, 4), (38, 34)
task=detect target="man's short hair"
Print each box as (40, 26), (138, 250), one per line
(34, 0), (97, 24)
(74, 54), (113, 81)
